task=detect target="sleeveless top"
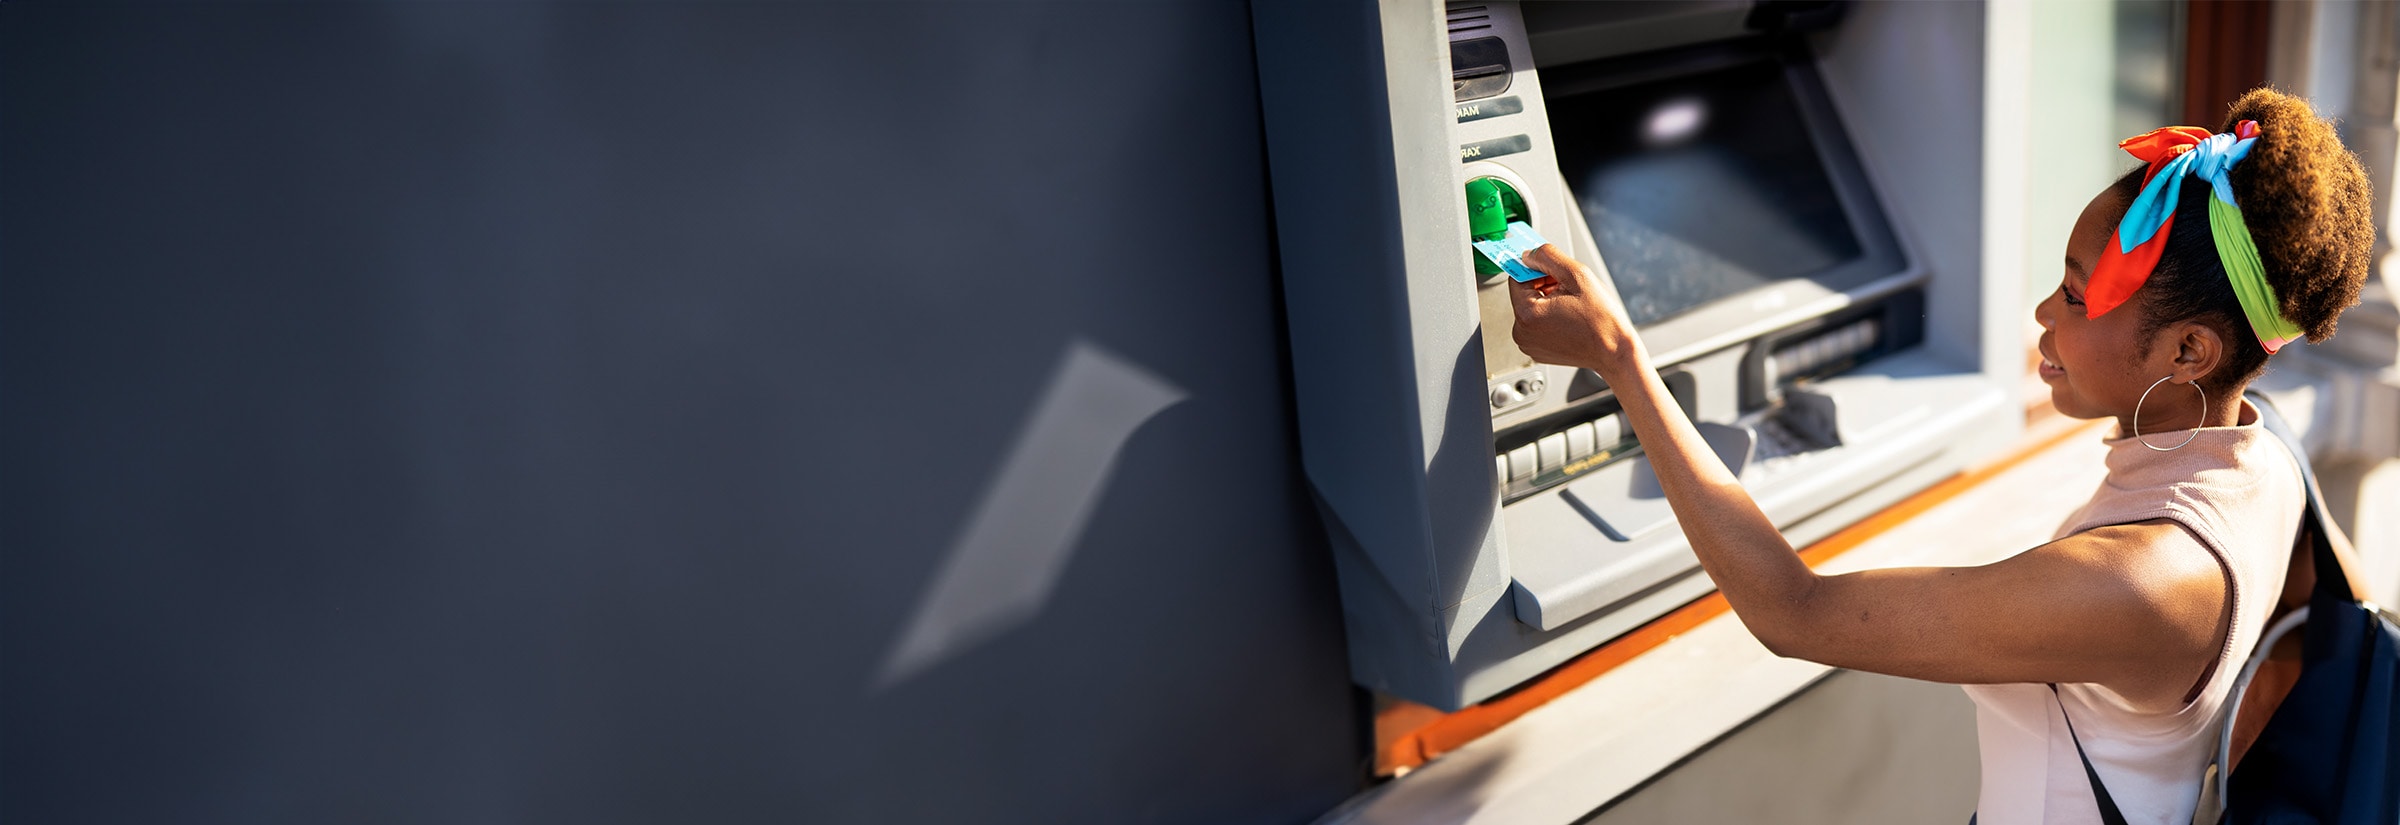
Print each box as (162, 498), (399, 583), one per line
(1961, 400), (2301, 825)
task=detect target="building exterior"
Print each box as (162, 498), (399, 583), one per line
(3, 2), (2391, 824)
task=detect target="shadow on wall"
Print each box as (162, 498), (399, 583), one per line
(875, 340), (1187, 689)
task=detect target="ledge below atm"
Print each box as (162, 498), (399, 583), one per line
(1505, 349), (2014, 632)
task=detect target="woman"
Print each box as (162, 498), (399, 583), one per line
(1506, 88), (2375, 824)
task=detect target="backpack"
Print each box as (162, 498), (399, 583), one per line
(2065, 392), (2400, 824)
(2215, 394), (2400, 823)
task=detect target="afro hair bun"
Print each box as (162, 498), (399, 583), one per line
(2222, 88), (2376, 343)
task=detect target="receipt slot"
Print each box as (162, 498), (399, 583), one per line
(1253, 1), (2019, 710)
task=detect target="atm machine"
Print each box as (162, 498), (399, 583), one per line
(1253, 1), (2020, 710)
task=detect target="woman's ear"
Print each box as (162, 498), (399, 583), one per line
(2173, 321), (2226, 383)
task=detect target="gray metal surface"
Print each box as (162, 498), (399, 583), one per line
(1260, 0), (2020, 710)
(0, 4), (1362, 823)
(1577, 671), (1980, 825)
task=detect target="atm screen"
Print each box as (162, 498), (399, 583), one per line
(1549, 55), (1869, 327)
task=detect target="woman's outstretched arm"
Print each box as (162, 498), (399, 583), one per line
(1507, 246), (2228, 707)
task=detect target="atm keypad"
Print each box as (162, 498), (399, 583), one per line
(1495, 412), (1628, 500)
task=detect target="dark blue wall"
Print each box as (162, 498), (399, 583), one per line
(2, 3), (1363, 823)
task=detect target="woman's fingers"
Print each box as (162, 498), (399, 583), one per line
(1507, 271), (1548, 314)
(1521, 244), (1586, 292)
(1507, 244), (1579, 310)
(1503, 244), (1639, 373)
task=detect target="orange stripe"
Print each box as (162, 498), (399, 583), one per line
(1375, 416), (2106, 775)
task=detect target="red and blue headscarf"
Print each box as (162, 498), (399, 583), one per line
(2084, 120), (2305, 353)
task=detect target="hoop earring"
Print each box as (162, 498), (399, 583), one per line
(2133, 374), (2206, 452)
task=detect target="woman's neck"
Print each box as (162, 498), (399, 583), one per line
(2113, 384), (2245, 435)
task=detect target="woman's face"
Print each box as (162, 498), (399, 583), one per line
(2033, 189), (2191, 425)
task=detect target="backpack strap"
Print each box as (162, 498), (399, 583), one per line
(2054, 684), (2132, 825)
(2244, 391), (2356, 602)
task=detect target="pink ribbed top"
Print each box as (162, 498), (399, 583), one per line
(1961, 400), (2301, 824)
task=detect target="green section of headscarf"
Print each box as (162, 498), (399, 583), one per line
(2207, 195), (2306, 352)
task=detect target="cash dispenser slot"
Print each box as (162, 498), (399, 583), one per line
(1740, 290), (1927, 411)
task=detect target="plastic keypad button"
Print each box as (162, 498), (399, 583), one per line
(1507, 443), (1538, 482)
(1536, 432), (1568, 472)
(1591, 414), (1621, 446)
(1564, 423), (1595, 461)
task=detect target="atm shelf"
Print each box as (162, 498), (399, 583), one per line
(1368, 414), (2117, 785)
(1504, 351), (2011, 632)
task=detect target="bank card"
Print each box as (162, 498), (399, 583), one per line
(1472, 221), (1552, 283)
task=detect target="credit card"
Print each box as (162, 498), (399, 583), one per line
(1471, 221), (1552, 283)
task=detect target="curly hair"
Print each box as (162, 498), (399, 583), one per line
(2109, 88), (2376, 387)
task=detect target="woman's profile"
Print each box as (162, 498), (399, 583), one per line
(1505, 87), (2376, 825)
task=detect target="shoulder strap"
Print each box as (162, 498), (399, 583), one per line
(2244, 391), (2356, 602)
(2054, 684), (2132, 825)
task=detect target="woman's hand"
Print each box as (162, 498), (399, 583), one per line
(1506, 245), (1643, 377)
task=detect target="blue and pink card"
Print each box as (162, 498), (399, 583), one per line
(1471, 221), (1552, 283)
